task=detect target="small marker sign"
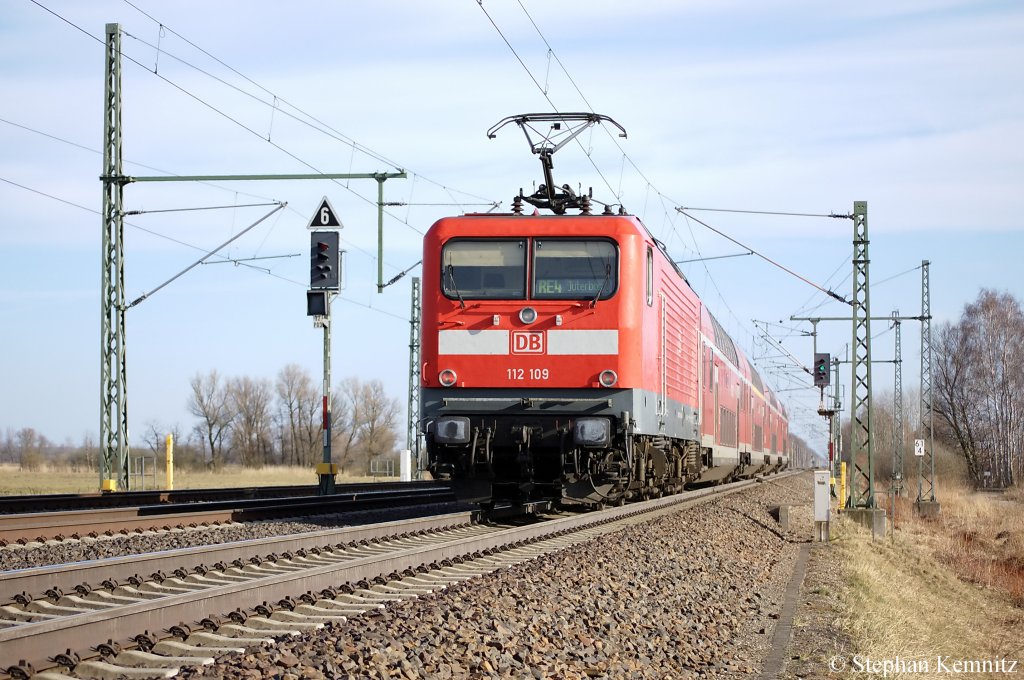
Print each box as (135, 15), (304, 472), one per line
(308, 196), (342, 229)
(914, 439), (925, 457)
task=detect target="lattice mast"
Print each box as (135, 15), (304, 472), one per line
(407, 276), (422, 470)
(892, 314), (904, 495)
(917, 260), (936, 502)
(849, 201), (875, 508)
(100, 23), (130, 490)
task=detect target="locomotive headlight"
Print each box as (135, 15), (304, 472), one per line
(574, 417), (611, 448)
(598, 369), (618, 387)
(438, 369), (457, 387)
(518, 307), (538, 324)
(434, 416), (471, 444)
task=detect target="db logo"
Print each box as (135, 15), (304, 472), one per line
(511, 331), (545, 354)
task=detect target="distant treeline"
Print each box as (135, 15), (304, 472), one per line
(1, 365), (403, 475)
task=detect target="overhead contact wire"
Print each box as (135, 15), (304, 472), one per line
(677, 209), (850, 305)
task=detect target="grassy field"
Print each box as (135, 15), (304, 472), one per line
(834, 481), (1024, 678)
(0, 463), (392, 495)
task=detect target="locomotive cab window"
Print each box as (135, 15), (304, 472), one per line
(441, 239), (526, 299)
(532, 239), (617, 300)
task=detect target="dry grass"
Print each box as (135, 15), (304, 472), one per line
(834, 481), (1024, 678)
(0, 463), (393, 495)
(902, 481), (1024, 606)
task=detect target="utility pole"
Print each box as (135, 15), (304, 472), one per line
(892, 313), (904, 497)
(849, 201), (875, 509)
(317, 299), (335, 494)
(406, 277), (422, 475)
(790, 204), (878, 510)
(832, 356), (843, 493)
(97, 25), (405, 491)
(100, 23), (129, 491)
(309, 215), (342, 496)
(917, 260), (940, 515)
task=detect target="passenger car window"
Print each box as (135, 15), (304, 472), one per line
(441, 239), (526, 300)
(532, 240), (617, 300)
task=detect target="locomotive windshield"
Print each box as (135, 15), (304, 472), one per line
(441, 238), (617, 301)
(533, 239), (617, 300)
(442, 239), (527, 299)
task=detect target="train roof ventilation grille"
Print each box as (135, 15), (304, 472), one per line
(709, 313), (739, 367)
(749, 367), (764, 394)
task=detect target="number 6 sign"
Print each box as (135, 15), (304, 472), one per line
(307, 196), (342, 229)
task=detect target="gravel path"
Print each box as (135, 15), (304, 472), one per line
(0, 502), (468, 572)
(178, 474), (813, 679)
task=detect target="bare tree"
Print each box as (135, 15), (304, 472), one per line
(15, 427), (46, 471)
(188, 370), (235, 469)
(331, 377), (362, 472)
(67, 432), (98, 473)
(230, 376), (275, 468)
(935, 289), (1024, 486)
(143, 420), (168, 458)
(275, 364), (321, 467)
(330, 377), (401, 474)
(358, 379), (401, 464)
(0, 428), (15, 464)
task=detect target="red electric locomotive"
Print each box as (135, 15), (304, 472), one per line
(420, 114), (788, 505)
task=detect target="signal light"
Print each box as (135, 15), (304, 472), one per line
(306, 290), (329, 317)
(813, 353), (830, 388)
(310, 231), (340, 290)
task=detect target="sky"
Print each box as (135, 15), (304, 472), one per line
(1, 0), (1022, 455)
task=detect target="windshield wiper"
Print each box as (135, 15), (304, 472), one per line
(590, 264), (611, 308)
(446, 264), (466, 309)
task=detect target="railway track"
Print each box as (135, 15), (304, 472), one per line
(0, 484), (325, 515)
(0, 475), (793, 679)
(0, 482), (454, 546)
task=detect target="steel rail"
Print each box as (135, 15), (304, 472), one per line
(0, 475), (790, 674)
(1, 512), (475, 606)
(0, 480), (438, 514)
(0, 485), (455, 545)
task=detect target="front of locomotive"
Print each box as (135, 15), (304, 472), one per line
(420, 213), (643, 505)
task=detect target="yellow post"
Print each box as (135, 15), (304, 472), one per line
(839, 461), (847, 511)
(165, 434), (174, 490)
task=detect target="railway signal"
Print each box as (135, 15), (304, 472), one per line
(310, 231), (340, 290)
(813, 353), (831, 388)
(306, 290), (329, 317)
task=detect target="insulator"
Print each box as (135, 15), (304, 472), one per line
(580, 194), (592, 215)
